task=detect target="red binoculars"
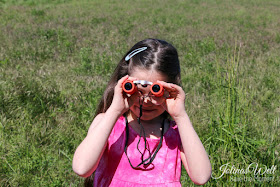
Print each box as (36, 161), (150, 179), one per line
(122, 80), (164, 97)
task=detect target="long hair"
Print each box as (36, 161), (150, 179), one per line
(84, 38), (181, 186)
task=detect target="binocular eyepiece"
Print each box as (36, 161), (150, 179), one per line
(122, 80), (164, 97)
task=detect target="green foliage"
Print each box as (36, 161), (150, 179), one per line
(0, 0), (279, 186)
(79, 47), (93, 73)
(31, 9), (46, 17)
(276, 33), (280, 44)
(1, 0), (73, 6)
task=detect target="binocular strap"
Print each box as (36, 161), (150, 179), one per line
(124, 102), (164, 169)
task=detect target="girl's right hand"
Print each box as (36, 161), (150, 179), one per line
(109, 75), (138, 116)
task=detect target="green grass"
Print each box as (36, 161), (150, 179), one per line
(0, 0), (279, 186)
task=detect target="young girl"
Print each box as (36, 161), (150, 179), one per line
(72, 38), (212, 186)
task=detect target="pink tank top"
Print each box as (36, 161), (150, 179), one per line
(94, 116), (182, 186)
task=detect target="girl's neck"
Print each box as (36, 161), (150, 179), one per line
(127, 111), (163, 126)
(126, 111), (168, 139)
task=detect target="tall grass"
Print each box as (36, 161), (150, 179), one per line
(1, 0), (279, 186)
(206, 44), (277, 186)
(180, 42), (279, 186)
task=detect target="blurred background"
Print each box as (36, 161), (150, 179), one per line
(0, 0), (279, 186)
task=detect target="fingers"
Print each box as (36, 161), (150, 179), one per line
(126, 76), (138, 82)
(116, 75), (129, 90)
(113, 75), (138, 114)
(157, 80), (185, 99)
(118, 75), (139, 104)
(116, 75), (138, 93)
(156, 80), (180, 91)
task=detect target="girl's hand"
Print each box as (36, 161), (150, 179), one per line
(110, 75), (138, 116)
(157, 81), (186, 120)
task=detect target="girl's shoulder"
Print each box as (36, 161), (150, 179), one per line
(87, 113), (105, 134)
(108, 116), (126, 142)
(116, 115), (126, 128)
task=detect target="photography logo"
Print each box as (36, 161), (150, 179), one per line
(211, 162), (278, 182)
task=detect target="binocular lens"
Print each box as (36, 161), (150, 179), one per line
(123, 80), (163, 97)
(124, 82), (133, 90)
(152, 85), (160, 93)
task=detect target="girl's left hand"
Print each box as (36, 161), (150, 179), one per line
(157, 81), (186, 120)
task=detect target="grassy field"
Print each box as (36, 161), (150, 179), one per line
(0, 0), (279, 186)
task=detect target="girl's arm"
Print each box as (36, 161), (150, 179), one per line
(72, 75), (136, 177)
(176, 112), (212, 185)
(158, 81), (212, 185)
(72, 108), (121, 177)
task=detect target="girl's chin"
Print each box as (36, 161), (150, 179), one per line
(137, 115), (155, 121)
(141, 108), (155, 113)
(130, 107), (164, 120)
(136, 107), (156, 115)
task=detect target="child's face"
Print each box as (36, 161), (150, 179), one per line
(129, 68), (167, 121)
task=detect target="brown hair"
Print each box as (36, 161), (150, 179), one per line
(84, 38), (181, 186)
